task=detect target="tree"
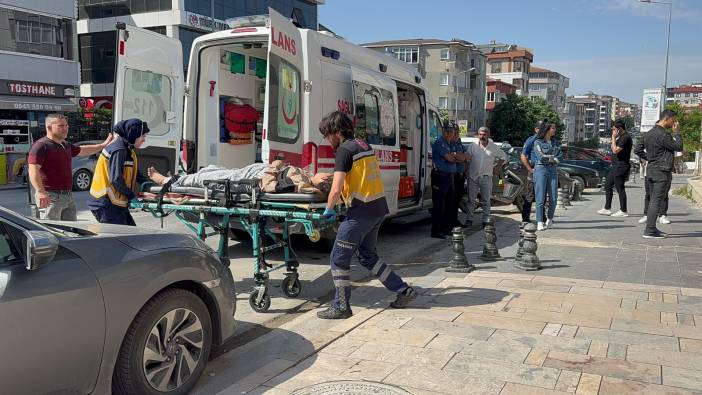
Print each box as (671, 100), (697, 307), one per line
(438, 108), (449, 125)
(621, 115), (635, 131)
(666, 103), (701, 161)
(489, 94), (564, 146)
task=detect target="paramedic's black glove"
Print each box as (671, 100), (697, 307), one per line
(323, 207), (336, 221)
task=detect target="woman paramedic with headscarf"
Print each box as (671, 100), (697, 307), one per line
(87, 119), (150, 225)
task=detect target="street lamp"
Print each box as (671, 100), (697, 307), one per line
(639, 0), (672, 106)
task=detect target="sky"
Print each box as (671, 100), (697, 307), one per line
(319, 0), (702, 104)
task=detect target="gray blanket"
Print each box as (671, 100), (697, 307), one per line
(171, 164), (269, 188)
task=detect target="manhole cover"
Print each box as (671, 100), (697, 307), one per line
(291, 380), (411, 395)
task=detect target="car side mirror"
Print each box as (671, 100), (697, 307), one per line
(24, 230), (59, 271)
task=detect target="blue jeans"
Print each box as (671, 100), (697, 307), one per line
(330, 213), (408, 311)
(534, 165), (558, 222)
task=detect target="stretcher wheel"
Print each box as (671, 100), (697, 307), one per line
(281, 276), (302, 298)
(248, 290), (271, 312)
(308, 229), (321, 242)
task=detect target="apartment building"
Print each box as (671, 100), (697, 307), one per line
(667, 84), (702, 111)
(477, 42), (533, 96)
(0, 0), (79, 179)
(363, 38), (488, 134)
(528, 66), (569, 112)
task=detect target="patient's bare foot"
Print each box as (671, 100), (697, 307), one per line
(148, 166), (167, 185)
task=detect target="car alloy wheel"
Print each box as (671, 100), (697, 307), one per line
(74, 170), (92, 191)
(142, 308), (204, 392)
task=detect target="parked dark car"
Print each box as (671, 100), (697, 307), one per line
(71, 140), (101, 191)
(0, 206), (237, 395)
(560, 146), (611, 187)
(508, 146), (600, 191)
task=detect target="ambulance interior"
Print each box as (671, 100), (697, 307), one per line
(396, 83), (425, 207)
(196, 40), (268, 170)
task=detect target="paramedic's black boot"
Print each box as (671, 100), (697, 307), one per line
(317, 306), (352, 320)
(390, 287), (417, 309)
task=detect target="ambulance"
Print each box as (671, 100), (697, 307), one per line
(113, 8), (445, 218)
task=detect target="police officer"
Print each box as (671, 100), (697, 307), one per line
(450, 124), (470, 228)
(88, 119), (150, 225)
(317, 111), (416, 319)
(431, 122), (460, 239)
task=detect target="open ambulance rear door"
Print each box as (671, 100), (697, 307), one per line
(113, 23), (184, 175)
(261, 8), (305, 166)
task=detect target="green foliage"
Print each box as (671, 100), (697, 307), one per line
(438, 108), (449, 124)
(621, 115), (635, 131)
(573, 137), (600, 149)
(666, 103), (701, 161)
(65, 108), (113, 142)
(489, 95), (564, 146)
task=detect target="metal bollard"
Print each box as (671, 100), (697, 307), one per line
(556, 188), (566, 210)
(514, 222), (540, 271)
(446, 226), (474, 273)
(480, 216), (501, 261)
(572, 182), (583, 201)
(600, 177), (606, 192)
(514, 222), (526, 262)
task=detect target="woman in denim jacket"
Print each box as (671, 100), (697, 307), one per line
(529, 121), (562, 231)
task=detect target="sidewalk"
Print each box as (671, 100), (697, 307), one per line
(197, 176), (702, 395)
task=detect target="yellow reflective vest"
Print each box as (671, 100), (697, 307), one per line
(89, 143), (138, 208)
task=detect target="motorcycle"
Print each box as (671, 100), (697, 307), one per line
(458, 161), (526, 214)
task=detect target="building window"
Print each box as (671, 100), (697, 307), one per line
(513, 61), (524, 73)
(178, 27), (205, 72)
(79, 31), (117, 84)
(686, 93), (690, 97)
(470, 58), (475, 69)
(440, 49), (450, 60)
(79, 0), (173, 19)
(470, 75), (477, 90)
(440, 73), (450, 86)
(5, 9), (73, 59)
(491, 62), (502, 73)
(487, 92), (495, 102)
(469, 99), (474, 110)
(438, 97), (448, 109)
(387, 47), (419, 64)
(450, 98), (456, 110)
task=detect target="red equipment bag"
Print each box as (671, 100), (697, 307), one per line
(224, 103), (260, 133)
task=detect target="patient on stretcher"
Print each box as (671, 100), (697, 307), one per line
(147, 160), (332, 195)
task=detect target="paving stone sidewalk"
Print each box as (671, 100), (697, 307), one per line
(212, 269), (702, 395)
(200, 176), (702, 395)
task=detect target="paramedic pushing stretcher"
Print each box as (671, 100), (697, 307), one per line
(317, 111), (417, 319)
(88, 119), (150, 225)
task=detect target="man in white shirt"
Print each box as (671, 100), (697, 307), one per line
(465, 126), (507, 227)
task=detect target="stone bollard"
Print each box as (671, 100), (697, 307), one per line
(572, 182), (582, 201)
(480, 216), (501, 261)
(562, 185), (572, 206)
(514, 222), (526, 262)
(515, 222), (540, 271)
(446, 226), (474, 273)
(600, 177), (606, 192)
(556, 188), (566, 210)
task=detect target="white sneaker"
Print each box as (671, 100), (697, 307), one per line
(659, 215), (671, 224)
(638, 216), (647, 224)
(611, 211), (629, 218)
(537, 222), (546, 231)
(597, 208), (612, 216)
(546, 219), (554, 229)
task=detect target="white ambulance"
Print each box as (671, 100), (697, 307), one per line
(113, 8), (445, 217)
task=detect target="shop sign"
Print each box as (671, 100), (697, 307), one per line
(0, 79), (75, 98)
(185, 12), (229, 32)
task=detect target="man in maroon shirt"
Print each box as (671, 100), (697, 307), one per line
(28, 113), (112, 221)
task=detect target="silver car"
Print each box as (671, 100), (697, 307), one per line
(71, 140), (101, 191)
(0, 206), (236, 394)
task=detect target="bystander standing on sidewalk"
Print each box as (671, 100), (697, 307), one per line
(465, 126), (506, 228)
(519, 121), (543, 225)
(28, 113), (113, 221)
(530, 121), (562, 231)
(634, 110), (682, 239)
(430, 124), (460, 239)
(598, 119), (633, 218)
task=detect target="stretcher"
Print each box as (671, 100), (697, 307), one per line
(130, 179), (335, 312)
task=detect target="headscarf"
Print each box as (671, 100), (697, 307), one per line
(113, 119), (150, 145)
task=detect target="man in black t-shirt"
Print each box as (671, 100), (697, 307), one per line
(597, 119), (633, 217)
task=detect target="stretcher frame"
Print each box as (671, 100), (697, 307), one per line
(130, 179), (334, 312)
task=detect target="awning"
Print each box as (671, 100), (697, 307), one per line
(0, 95), (78, 112)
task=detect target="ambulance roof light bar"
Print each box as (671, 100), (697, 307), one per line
(226, 14), (270, 29)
